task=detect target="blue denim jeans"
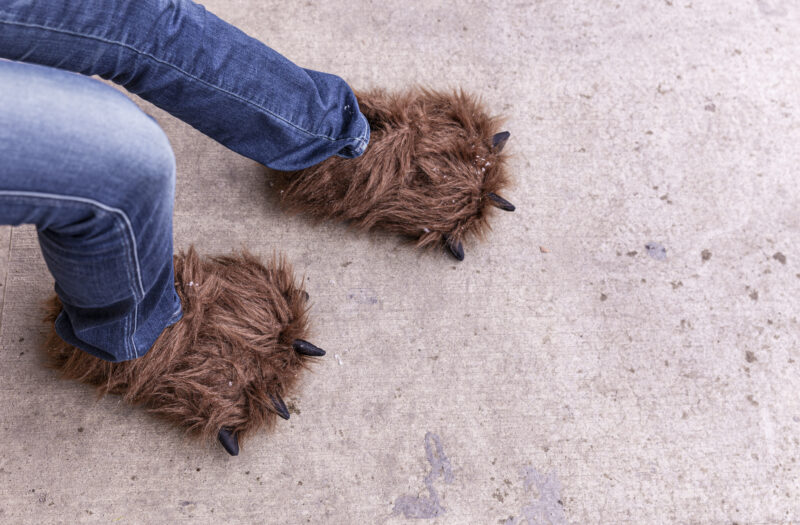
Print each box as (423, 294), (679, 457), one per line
(0, 0), (369, 362)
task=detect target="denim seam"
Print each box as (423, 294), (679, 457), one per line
(110, 219), (137, 360)
(110, 220), (131, 359)
(0, 191), (147, 301)
(0, 191), (145, 359)
(130, 294), (182, 360)
(0, 18), (369, 149)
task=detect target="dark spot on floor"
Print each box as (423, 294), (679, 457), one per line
(773, 252), (787, 264)
(749, 289), (759, 301)
(704, 103), (716, 112)
(747, 395), (759, 406)
(701, 249), (712, 262)
(645, 242), (667, 261)
(600, 293), (608, 301)
(77, 427), (83, 433)
(746, 351), (757, 363)
(626, 251), (637, 257)
(18, 337), (24, 342)
(671, 281), (683, 290)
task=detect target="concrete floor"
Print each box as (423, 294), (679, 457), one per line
(1, 1), (800, 523)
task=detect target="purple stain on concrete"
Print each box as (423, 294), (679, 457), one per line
(645, 242), (667, 261)
(757, 0), (788, 16)
(347, 288), (379, 305)
(505, 467), (568, 525)
(392, 432), (454, 519)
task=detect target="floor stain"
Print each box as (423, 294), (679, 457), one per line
(503, 467), (568, 525)
(645, 242), (667, 261)
(392, 432), (454, 519)
(347, 288), (379, 305)
(756, 0), (788, 16)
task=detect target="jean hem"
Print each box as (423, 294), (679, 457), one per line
(338, 112), (370, 158)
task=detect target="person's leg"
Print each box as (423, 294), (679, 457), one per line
(0, 59), (182, 362)
(0, 0), (369, 170)
(1, 59), (327, 455)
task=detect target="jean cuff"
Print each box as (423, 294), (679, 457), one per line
(336, 112), (370, 159)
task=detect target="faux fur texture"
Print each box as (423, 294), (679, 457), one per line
(277, 88), (513, 254)
(43, 246), (316, 450)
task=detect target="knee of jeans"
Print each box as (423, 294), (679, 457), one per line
(102, 111), (177, 207)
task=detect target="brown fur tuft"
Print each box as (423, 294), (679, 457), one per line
(43, 246), (315, 447)
(277, 88), (513, 249)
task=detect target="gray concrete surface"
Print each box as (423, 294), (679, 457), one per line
(1, 1), (800, 523)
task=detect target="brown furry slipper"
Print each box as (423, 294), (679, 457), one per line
(42, 246), (325, 456)
(277, 88), (515, 261)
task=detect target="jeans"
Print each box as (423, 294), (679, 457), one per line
(0, 0), (370, 362)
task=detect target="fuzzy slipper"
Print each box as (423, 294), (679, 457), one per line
(276, 88), (515, 261)
(42, 246), (324, 456)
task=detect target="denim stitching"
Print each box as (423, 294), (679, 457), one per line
(0, 18), (369, 149)
(0, 191), (145, 359)
(131, 300), (139, 359)
(109, 219), (134, 360)
(0, 191), (147, 300)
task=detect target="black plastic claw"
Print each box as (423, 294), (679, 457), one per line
(446, 238), (465, 261)
(218, 428), (239, 456)
(487, 192), (516, 212)
(271, 394), (290, 420)
(492, 131), (510, 152)
(293, 339), (325, 356)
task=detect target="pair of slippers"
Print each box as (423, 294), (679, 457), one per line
(43, 88), (516, 456)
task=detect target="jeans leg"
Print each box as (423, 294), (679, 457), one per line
(0, 59), (182, 362)
(0, 0), (370, 170)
